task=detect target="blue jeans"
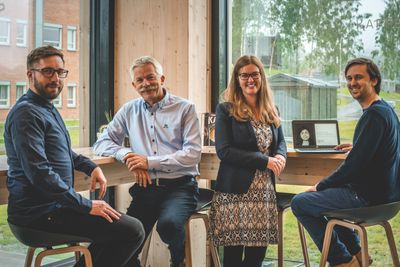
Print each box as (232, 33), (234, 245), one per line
(127, 176), (198, 266)
(291, 187), (368, 265)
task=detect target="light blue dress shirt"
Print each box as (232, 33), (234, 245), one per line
(93, 90), (202, 180)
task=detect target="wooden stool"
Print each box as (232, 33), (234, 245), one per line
(9, 223), (92, 267)
(320, 201), (400, 267)
(141, 188), (220, 267)
(276, 192), (310, 267)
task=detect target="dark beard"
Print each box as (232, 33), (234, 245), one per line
(33, 76), (63, 100)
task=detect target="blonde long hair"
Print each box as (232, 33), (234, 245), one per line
(223, 55), (280, 127)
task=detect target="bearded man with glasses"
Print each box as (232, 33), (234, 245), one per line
(5, 45), (145, 267)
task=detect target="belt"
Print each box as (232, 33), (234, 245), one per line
(154, 176), (194, 187)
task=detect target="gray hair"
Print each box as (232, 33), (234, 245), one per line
(129, 56), (163, 81)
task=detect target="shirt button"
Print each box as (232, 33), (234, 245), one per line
(150, 125), (153, 128)
(152, 139), (155, 142)
(154, 151), (157, 154)
(151, 112), (154, 116)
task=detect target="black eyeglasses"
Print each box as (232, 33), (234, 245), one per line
(31, 68), (69, 79)
(238, 72), (261, 80)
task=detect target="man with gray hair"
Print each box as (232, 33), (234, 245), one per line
(94, 56), (201, 267)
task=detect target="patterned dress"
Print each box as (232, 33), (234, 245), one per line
(209, 121), (278, 247)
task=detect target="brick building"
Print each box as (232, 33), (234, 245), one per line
(0, 0), (80, 121)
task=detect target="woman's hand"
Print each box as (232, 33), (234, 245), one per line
(267, 156), (285, 176)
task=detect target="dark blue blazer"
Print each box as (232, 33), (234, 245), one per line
(214, 103), (287, 194)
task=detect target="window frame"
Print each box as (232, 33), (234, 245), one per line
(0, 17), (11, 46)
(67, 83), (77, 108)
(0, 81), (11, 108)
(15, 81), (27, 102)
(67, 25), (77, 51)
(43, 22), (63, 49)
(16, 20), (28, 47)
(52, 92), (62, 108)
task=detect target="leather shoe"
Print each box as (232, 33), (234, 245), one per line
(355, 251), (373, 266)
(333, 256), (360, 267)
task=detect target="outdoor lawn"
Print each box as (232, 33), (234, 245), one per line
(1, 191), (400, 265)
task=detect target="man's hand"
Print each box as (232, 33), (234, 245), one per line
(335, 143), (353, 152)
(267, 156), (285, 176)
(134, 169), (152, 187)
(123, 153), (149, 171)
(90, 200), (121, 223)
(306, 183), (318, 192)
(90, 167), (107, 199)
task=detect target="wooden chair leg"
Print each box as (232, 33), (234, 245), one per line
(80, 246), (93, 267)
(185, 220), (192, 267)
(277, 210), (284, 267)
(34, 245), (93, 267)
(355, 225), (369, 267)
(297, 221), (310, 267)
(70, 243), (81, 262)
(140, 228), (154, 267)
(319, 219), (336, 267)
(380, 221), (400, 267)
(24, 247), (36, 267)
(201, 214), (221, 267)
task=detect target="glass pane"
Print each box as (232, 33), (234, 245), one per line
(0, 20), (9, 43)
(230, 0), (400, 146)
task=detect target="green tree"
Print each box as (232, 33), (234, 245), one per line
(270, 0), (370, 79)
(374, 0), (400, 80)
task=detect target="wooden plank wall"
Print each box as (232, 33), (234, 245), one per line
(114, 1), (211, 266)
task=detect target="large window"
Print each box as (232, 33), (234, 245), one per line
(53, 92), (62, 108)
(67, 83), (77, 107)
(0, 81), (10, 108)
(229, 0), (400, 144)
(43, 23), (62, 49)
(16, 20), (27, 47)
(0, 17), (10, 45)
(0, 0), (88, 264)
(67, 26), (77, 51)
(16, 82), (27, 101)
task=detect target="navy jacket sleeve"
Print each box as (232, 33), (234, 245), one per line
(317, 110), (385, 190)
(215, 103), (268, 170)
(10, 107), (92, 213)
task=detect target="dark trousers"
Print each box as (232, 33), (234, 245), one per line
(291, 187), (368, 265)
(223, 245), (267, 267)
(127, 176), (198, 266)
(28, 208), (145, 267)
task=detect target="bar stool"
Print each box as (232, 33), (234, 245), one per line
(319, 201), (400, 267)
(8, 223), (93, 267)
(141, 188), (220, 267)
(276, 192), (310, 267)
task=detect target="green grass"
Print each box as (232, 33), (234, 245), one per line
(2, 186), (400, 264)
(338, 120), (357, 144)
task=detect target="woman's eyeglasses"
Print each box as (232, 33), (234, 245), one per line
(238, 72), (260, 80)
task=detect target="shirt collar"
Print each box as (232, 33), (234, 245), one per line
(143, 88), (170, 111)
(26, 89), (54, 109)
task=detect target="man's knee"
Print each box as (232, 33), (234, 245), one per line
(156, 217), (184, 241)
(119, 215), (146, 244)
(291, 192), (311, 216)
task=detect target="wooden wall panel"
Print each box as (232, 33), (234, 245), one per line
(114, 0), (197, 110)
(114, 1), (211, 266)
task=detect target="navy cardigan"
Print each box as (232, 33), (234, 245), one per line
(214, 102), (287, 194)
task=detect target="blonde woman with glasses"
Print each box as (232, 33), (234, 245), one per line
(209, 55), (287, 267)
